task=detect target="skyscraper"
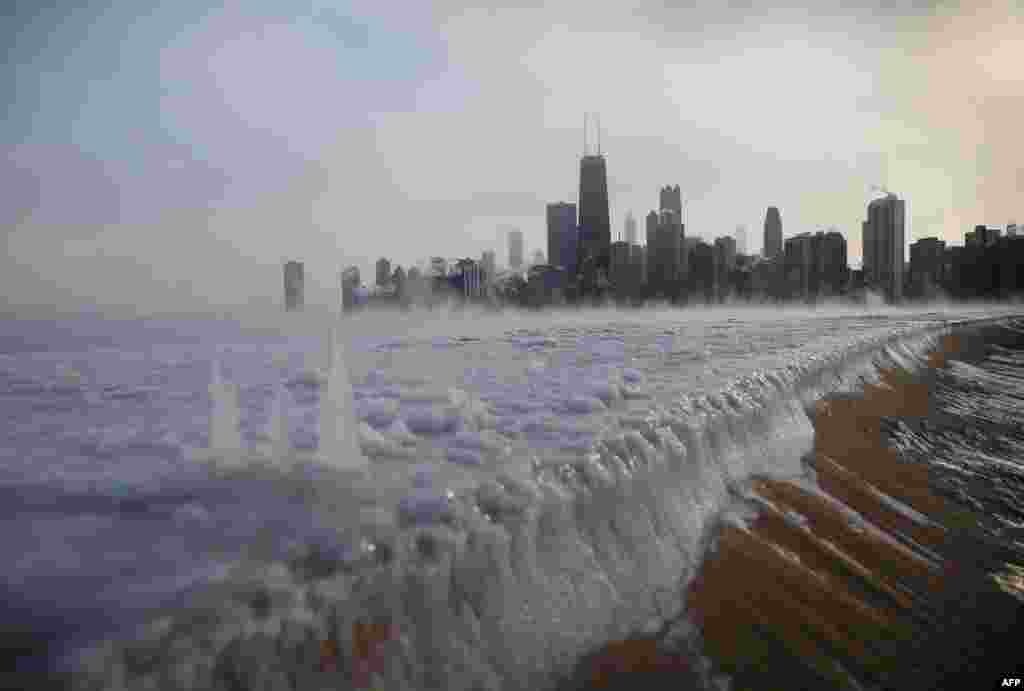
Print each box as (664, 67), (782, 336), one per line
(481, 250), (496, 281)
(862, 193), (905, 302)
(624, 211), (638, 245)
(577, 153), (611, 281)
(763, 207), (783, 259)
(508, 229), (524, 270)
(284, 261), (304, 311)
(659, 185), (682, 216)
(546, 202), (578, 276)
(375, 258), (391, 288)
(735, 225), (748, 255)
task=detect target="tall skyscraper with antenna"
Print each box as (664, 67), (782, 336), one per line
(577, 113), (611, 293)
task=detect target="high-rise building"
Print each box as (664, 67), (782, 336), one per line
(764, 207), (783, 259)
(648, 208), (683, 298)
(909, 237), (946, 296)
(821, 230), (848, 295)
(508, 229), (524, 270)
(713, 236), (737, 300)
(609, 240), (633, 298)
(1008, 223), (1019, 238)
(546, 202), (577, 275)
(341, 265), (360, 311)
(375, 258), (391, 288)
(659, 185), (682, 216)
(862, 193), (906, 302)
(577, 154), (611, 278)
(532, 249), (545, 266)
(624, 211), (638, 245)
(735, 225), (748, 255)
(481, 251), (496, 282)
(283, 261), (304, 311)
(784, 233), (814, 300)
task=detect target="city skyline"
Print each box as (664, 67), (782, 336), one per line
(3, 1), (1022, 313)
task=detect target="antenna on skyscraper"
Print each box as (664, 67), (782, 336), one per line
(596, 114), (602, 156)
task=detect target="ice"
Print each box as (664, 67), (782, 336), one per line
(207, 359), (245, 466)
(14, 307), (1024, 691)
(316, 325), (367, 472)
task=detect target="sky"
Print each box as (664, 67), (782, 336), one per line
(3, 0), (1022, 314)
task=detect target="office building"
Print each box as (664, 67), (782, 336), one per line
(784, 233), (815, 300)
(909, 237), (946, 297)
(508, 229), (524, 270)
(688, 240), (715, 301)
(624, 211), (638, 246)
(659, 185), (682, 216)
(546, 202), (578, 276)
(735, 225), (748, 255)
(609, 240), (633, 299)
(283, 261), (304, 311)
(532, 249), (545, 266)
(820, 230), (848, 295)
(862, 193), (905, 302)
(764, 207), (783, 259)
(341, 265), (360, 311)
(375, 258), (391, 288)
(577, 153), (611, 279)
(481, 250), (496, 283)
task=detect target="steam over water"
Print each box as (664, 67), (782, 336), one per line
(1, 304), (1022, 689)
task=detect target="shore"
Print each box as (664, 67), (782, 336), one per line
(568, 331), (1024, 690)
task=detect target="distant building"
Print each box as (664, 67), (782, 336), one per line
(577, 153), (611, 291)
(624, 211), (638, 246)
(659, 185), (682, 216)
(481, 251), (496, 281)
(648, 208), (683, 299)
(713, 237), (736, 301)
(341, 265), (360, 311)
(909, 237), (946, 298)
(735, 225), (748, 255)
(1008, 223), (1019, 238)
(546, 202), (578, 276)
(763, 207), (783, 259)
(862, 193), (905, 302)
(820, 230), (848, 296)
(973, 225), (1001, 247)
(375, 258), (391, 288)
(508, 230), (524, 270)
(784, 233), (815, 301)
(283, 261), (304, 311)
(609, 240), (634, 300)
(429, 257), (448, 278)
(688, 240), (714, 302)
(532, 249), (545, 266)
(578, 154), (611, 270)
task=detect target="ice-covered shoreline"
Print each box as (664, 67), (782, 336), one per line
(49, 312), (1020, 691)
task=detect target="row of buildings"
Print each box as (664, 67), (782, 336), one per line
(281, 122), (1021, 310)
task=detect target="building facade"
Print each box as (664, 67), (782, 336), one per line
(283, 261), (304, 311)
(375, 258), (391, 288)
(577, 154), (611, 280)
(508, 230), (524, 270)
(909, 237), (946, 297)
(546, 202), (577, 277)
(862, 194), (905, 302)
(624, 211), (638, 246)
(764, 207), (783, 259)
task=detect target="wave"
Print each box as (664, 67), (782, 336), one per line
(66, 314), (1023, 691)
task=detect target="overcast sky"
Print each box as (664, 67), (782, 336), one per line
(3, 0), (1022, 313)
